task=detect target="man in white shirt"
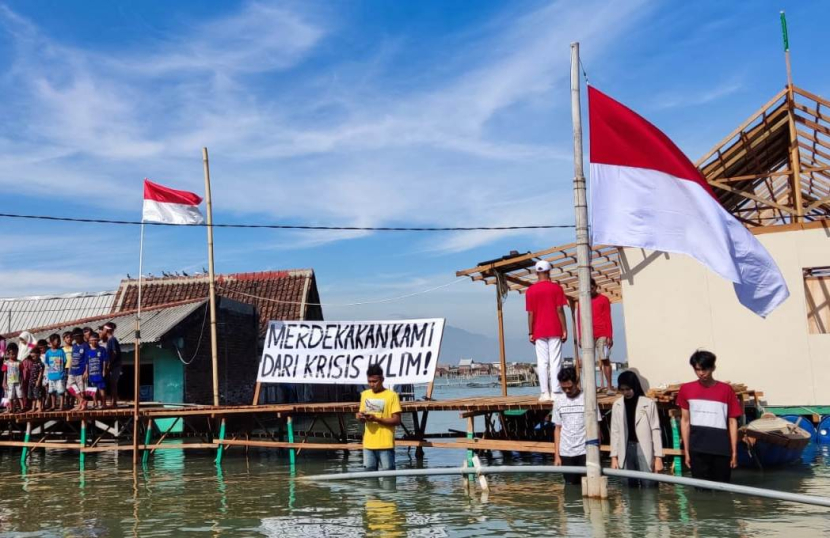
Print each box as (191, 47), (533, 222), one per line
(553, 366), (602, 485)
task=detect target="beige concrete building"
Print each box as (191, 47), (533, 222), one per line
(620, 222), (830, 406)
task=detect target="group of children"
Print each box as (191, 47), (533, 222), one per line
(0, 323), (121, 413)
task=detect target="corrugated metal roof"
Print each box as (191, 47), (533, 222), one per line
(30, 300), (207, 345)
(0, 292), (115, 334)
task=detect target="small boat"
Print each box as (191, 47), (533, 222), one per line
(738, 413), (813, 468)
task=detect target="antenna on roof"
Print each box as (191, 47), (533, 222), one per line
(780, 11), (793, 89)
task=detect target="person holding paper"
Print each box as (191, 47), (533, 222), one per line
(357, 364), (402, 471)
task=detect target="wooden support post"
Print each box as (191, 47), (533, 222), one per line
(466, 416), (474, 469)
(80, 420), (86, 467)
(252, 383), (262, 406)
(215, 418), (227, 465)
(569, 298), (581, 380)
(142, 420), (152, 465)
(287, 416), (296, 468)
(495, 281), (508, 397)
(20, 422), (31, 467)
(671, 416), (682, 476)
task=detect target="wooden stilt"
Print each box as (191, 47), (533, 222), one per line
(142, 420), (152, 465)
(80, 421), (86, 467)
(671, 415), (682, 476)
(20, 422), (31, 467)
(466, 416), (475, 469)
(287, 416), (296, 467)
(214, 418), (227, 465)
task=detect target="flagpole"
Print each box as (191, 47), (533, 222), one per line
(202, 148), (220, 408)
(570, 42), (606, 499)
(780, 11), (803, 222)
(132, 219), (145, 466)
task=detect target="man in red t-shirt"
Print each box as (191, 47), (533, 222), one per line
(526, 260), (568, 402)
(577, 279), (614, 395)
(677, 350), (742, 483)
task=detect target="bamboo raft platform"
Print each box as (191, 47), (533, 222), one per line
(0, 391), (721, 464)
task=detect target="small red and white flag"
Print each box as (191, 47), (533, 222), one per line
(588, 87), (789, 317)
(142, 179), (205, 225)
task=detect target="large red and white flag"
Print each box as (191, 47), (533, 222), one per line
(588, 87), (789, 317)
(142, 179), (205, 225)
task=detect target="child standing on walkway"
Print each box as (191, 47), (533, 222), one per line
(62, 331), (74, 409)
(3, 343), (22, 413)
(44, 334), (66, 411)
(68, 329), (89, 410)
(27, 347), (44, 412)
(85, 332), (108, 409)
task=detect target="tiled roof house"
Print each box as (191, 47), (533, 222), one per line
(111, 269), (323, 338)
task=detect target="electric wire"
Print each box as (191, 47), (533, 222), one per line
(0, 212), (573, 231)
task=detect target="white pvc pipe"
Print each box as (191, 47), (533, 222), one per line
(302, 465), (587, 481)
(303, 465), (830, 508)
(603, 468), (830, 508)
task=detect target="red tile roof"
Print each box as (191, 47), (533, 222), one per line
(112, 270), (321, 337)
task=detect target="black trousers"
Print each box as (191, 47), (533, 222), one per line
(560, 454), (586, 485)
(690, 451), (732, 483)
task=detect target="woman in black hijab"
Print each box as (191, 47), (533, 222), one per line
(610, 370), (664, 487)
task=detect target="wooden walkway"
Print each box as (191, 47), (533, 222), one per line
(0, 392), (693, 463)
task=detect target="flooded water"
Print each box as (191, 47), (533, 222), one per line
(1, 384), (829, 537)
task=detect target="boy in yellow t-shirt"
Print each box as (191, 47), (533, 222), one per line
(357, 364), (402, 471)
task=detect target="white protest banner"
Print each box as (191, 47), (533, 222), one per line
(257, 319), (445, 385)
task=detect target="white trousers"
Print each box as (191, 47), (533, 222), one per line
(535, 337), (563, 395)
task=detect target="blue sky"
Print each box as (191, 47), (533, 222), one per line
(0, 1), (828, 361)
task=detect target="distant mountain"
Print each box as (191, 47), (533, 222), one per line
(438, 325), (538, 365)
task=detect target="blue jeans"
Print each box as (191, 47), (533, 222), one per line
(363, 449), (396, 471)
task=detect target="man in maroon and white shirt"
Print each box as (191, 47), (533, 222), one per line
(677, 350), (742, 483)
(526, 260), (568, 402)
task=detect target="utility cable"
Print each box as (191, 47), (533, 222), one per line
(0, 212), (573, 231)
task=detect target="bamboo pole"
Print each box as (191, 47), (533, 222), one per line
(202, 148), (221, 408)
(133, 220), (146, 466)
(495, 280), (508, 397)
(570, 42), (605, 499)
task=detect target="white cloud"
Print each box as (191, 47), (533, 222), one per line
(0, 0), (652, 255)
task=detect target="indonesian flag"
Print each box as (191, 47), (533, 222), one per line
(142, 179), (205, 225)
(588, 87), (789, 317)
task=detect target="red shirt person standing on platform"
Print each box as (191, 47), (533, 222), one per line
(577, 278), (614, 395)
(526, 260), (568, 402)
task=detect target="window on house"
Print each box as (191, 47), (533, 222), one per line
(804, 267), (830, 334)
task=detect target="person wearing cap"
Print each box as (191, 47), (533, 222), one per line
(526, 260), (568, 402)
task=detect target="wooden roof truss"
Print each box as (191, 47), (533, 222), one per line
(697, 85), (830, 226)
(456, 243), (622, 303)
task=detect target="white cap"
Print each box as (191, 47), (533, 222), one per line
(534, 260), (552, 272)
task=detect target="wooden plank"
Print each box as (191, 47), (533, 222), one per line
(0, 441), (83, 449)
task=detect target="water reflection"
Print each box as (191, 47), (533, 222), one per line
(0, 430), (827, 536)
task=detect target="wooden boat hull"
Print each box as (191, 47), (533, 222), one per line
(738, 417), (812, 468)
